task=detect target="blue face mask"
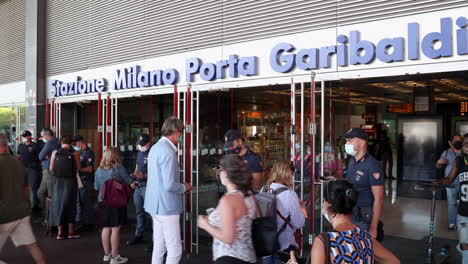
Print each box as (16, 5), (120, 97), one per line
(295, 143), (301, 151)
(324, 145), (332, 152)
(178, 135), (183, 144)
(42, 138), (47, 143)
(73, 146), (81, 152)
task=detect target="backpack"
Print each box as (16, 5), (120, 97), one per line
(252, 187), (291, 257)
(54, 148), (75, 178)
(101, 168), (132, 208)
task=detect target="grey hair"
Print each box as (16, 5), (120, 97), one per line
(0, 133), (9, 146)
(41, 127), (54, 136)
(161, 116), (184, 137)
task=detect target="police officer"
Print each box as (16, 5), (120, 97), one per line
(344, 128), (384, 240)
(438, 133), (468, 263)
(224, 130), (264, 191)
(17, 130), (42, 214)
(72, 135), (96, 231)
(127, 133), (151, 246)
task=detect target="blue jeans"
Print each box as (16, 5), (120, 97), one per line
(26, 168), (41, 208)
(457, 215), (468, 264)
(76, 179), (96, 225)
(261, 255), (282, 264)
(447, 187), (460, 226)
(134, 186), (146, 237)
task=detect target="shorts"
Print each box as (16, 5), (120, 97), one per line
(0, 216), (36, 253)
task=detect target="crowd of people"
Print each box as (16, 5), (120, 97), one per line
(0, 116), (411, 264)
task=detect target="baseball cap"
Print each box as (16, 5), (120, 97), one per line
(72, 135), (85, 142)
(224, 129), (241, 149)
(21, 130), (32, 137)
(343, 128), (369, 141)
(138, 133), (150, 146)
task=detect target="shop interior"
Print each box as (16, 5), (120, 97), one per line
(59, 70), (468, 250)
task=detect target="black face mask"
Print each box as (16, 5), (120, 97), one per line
(226, 146), (241, 155)
(454, 141), (463, 150)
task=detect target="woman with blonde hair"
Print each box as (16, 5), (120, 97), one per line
(263, 160), (306, 264)
(94, 147), (133, 264)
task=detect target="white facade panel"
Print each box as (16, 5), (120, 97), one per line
(0, 82), (26, 106)
(48, 6), (468, 102)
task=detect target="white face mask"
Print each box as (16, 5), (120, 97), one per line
(139, 145), (149, 152)
(345, 144), (357, 156)
(322, 207), (330, 223)
(220, 171), (228, 187)
(21, 137), (28, 143)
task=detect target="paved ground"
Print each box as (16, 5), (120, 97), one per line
(0, 221), (461, 264)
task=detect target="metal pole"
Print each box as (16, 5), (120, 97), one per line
(45, 99), (50, 127)
(195, 90), (200, 254)
(106, 94), (111, 148)
(347, 80), (351, 130)
(97, 93), (103, 163)
(290, 76), (295, 161)
(149, 96), (154, 139)
(217, 91), (221, 144)
(51, 99), (55, 132)
(300, 82), (305, 253)
(309, 73), (316, 240)
(174, 84), (178, 117)
(321, 80), (325, 180)
(185, 85), (192, 254)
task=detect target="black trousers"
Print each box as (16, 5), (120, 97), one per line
(215, 256), (252, 264)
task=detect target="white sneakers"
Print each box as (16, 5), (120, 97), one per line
(103, 253), (112, 262)
(110, 255), (128, 264)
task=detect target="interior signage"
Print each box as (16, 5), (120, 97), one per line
(51, 16), (468, 98)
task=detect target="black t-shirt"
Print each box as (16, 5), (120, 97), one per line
(457, 155), (468, 216)
(17, 142), (41, 170)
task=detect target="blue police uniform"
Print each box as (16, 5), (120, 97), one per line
(134, 149), (149, 238)
(346, 152), (384, 231)
(17, 142), (41, 208)
(76, 147), (96, 225)
(242, 147), (264, 173)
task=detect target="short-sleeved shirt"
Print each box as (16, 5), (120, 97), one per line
(440, 148), (462, 186)
(0, 153), (30, 224)
(79, 147), (95, 180)
(242, 147), (264, 173)
(457, 155), (468, 217)
(17, 142), (41, 170)
(346, 152), (384, 208)
(136, 150), (149, 184)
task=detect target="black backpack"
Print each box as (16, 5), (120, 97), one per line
(54, 148), (75, 178)
(252, 187), (291, 257)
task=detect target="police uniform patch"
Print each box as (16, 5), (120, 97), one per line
(373, 172), (380, 180)
(357, 170), (364, 175)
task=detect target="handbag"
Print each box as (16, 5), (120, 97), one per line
(101, 168), (132, 208)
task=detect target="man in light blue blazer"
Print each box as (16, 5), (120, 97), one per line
(144, 116), (192, 264)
